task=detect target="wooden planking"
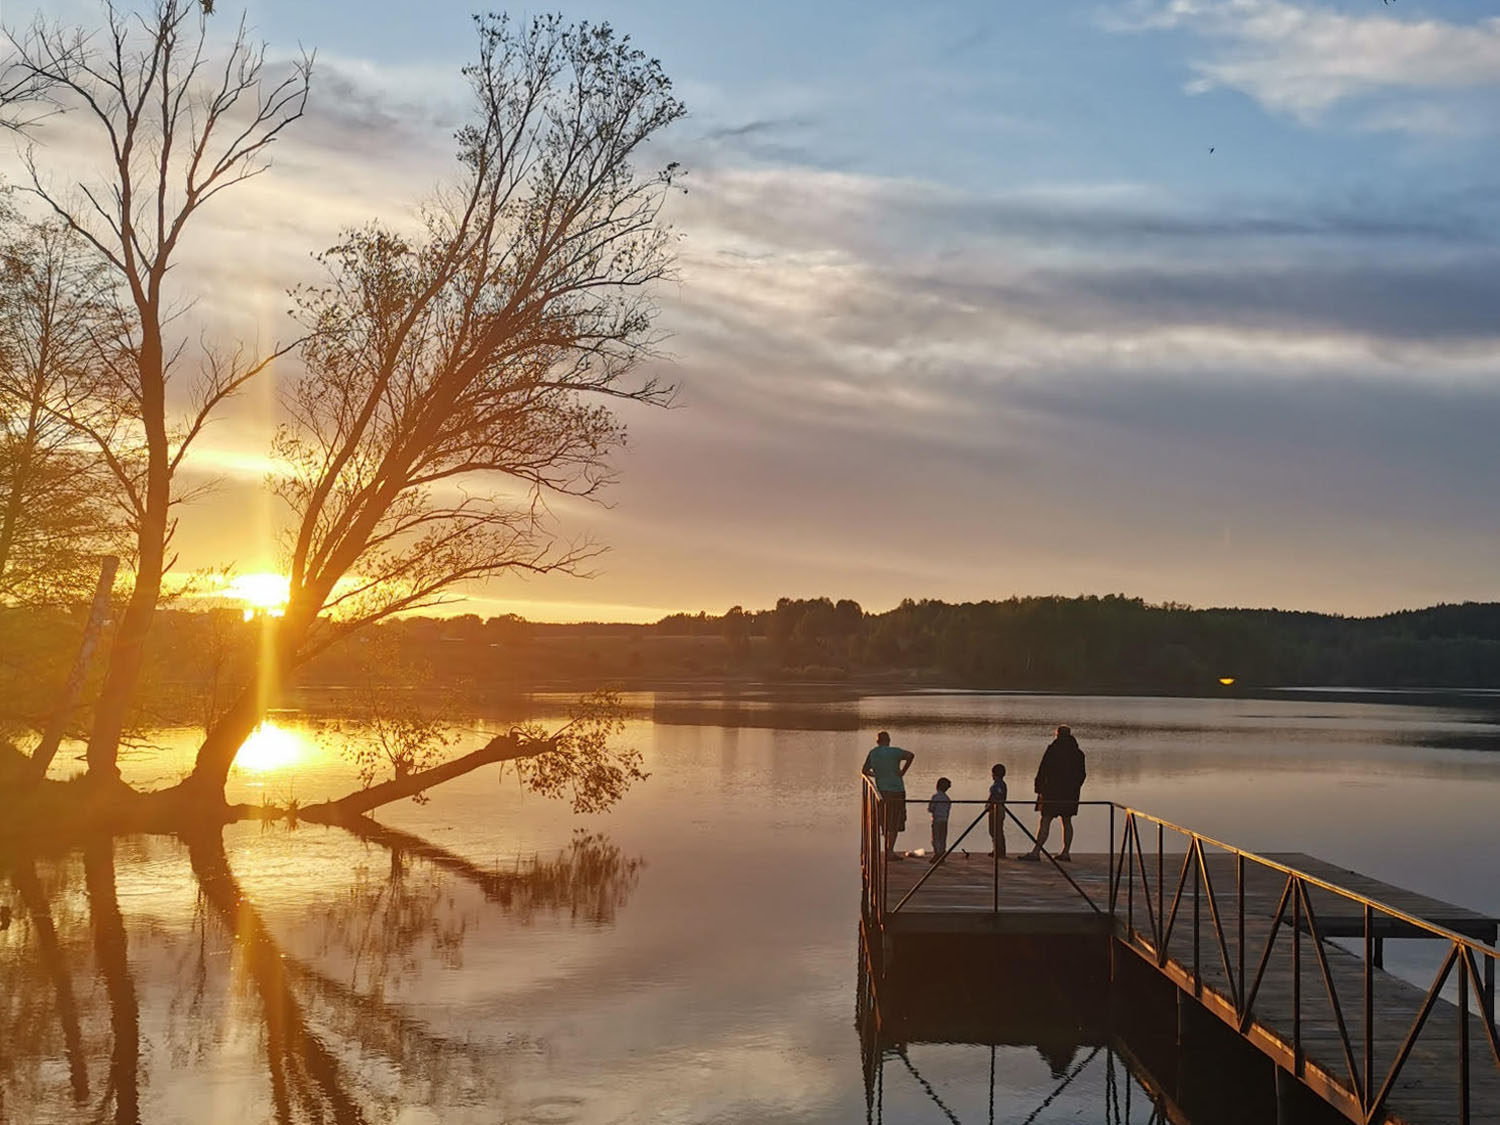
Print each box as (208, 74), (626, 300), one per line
(882, 851), (1113, 920)
(883, 851), (1497, 937)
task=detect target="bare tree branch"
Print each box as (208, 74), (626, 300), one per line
(2, 1), (311, 780)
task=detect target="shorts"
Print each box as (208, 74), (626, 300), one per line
(878, 790), (907, 833)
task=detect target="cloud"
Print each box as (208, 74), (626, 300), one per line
(1104, 0), (1500, 131)
(664, 163), (1500, 421)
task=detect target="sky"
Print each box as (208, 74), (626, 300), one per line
(5, 0), (1500, 621)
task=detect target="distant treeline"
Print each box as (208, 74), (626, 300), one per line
(292, 594), (1500, 693)
(9, 595), (1498, 719)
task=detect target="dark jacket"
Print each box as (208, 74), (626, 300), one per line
(1034, 734), (1086, 800)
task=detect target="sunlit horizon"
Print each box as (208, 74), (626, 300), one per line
(225, 572), (291, 621)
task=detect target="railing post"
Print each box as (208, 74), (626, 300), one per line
(1127, 814), (1135, 938)
(992, 805), (1000, 914)
(1364, 902), (1374, 1112)
(1157, 822), (1164, 944)
(1458, 948), (1470, 1125)
(1293, 879), (1303, 1078)
(1109, 804), (1117, 911)
(1192, 838), (1201, 998)
(865, 784), (874, 920)
(1485, 948), (1496, 1041)
(1237, 851), (1245, 1022)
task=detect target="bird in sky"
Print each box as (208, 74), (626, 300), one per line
(1209, 146), (1216, 154)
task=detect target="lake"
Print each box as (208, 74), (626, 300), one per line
(4, 691), (1499, 1123)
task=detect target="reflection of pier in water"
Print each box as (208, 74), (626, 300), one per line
(857, 925), (1189, 1124)
(860, 784), (1499, 1124)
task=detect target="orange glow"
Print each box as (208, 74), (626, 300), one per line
(1218, 676), (1236, 686)
(226, 572), (290, 620)
(235, 720), (306, 773)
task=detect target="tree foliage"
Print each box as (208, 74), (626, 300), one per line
(187, 13), (685, 794)
(3, 0), (311, 780)
(0, 216), (123, 604)
(511, 690), (646, 815)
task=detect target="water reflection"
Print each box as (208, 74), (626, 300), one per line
(235, 720), (310, 774)
(7, 693), (1499, 1122)
(855, 927), (1176, 1125)
(0, 825), (642, 1123)
(852, 924), (1313, 1125)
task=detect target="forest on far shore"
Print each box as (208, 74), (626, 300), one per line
(12, 594), (1495, 711)
(420, 595), (1500, 693)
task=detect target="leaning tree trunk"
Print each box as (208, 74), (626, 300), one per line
(297, 733), (553, 824)
(28, 556), (119, 784)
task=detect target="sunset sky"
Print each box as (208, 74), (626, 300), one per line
(8, 0), (1500, 621)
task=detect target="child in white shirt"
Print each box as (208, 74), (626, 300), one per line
(927, 777), (952, 863)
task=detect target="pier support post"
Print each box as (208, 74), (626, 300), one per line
(1176, 990), (1209, 1109)
(1274, 1066), (1298, 1125)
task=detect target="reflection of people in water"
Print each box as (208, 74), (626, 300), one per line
(1020, 725), (1087, 862)
(862, 731), (915, 858)
(1035, 1038), (1081, 1079)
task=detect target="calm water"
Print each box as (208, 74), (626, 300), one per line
(4, 692), (1499, 1123)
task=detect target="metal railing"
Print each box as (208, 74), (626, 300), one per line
(1108, 806), (1498, 1125)
(858, 783), (1499, 1124)
(860, 776), (1112, 920)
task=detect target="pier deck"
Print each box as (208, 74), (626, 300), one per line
(862, 793), (1500, 1124)
(882, 851), (1497, 941)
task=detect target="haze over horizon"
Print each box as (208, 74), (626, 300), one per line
(8, 0), (1500, 623)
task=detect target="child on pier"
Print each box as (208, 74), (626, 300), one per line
(988, 763), (1008, 858)
(927, 777), (952, 863)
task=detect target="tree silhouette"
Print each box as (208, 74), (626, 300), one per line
(183, 14), (682, 806)
(3, 0), (311, 785)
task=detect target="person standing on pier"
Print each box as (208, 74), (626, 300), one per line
(1019, 725), (1086, 863)
(927, 777), (952, 862)
(862, 731), (914, 859)
(987, 763), (1008, 858)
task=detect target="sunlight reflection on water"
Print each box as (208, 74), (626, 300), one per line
(234, 719), (309, 774)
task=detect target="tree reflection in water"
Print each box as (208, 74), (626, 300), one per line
(0, 825), (643, 1122)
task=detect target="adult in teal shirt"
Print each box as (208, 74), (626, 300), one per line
(861, 731), (914, 858)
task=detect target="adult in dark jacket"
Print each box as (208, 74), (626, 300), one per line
(1019, 725), (1086, 862)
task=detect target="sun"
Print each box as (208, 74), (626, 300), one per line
(226, 572), (290, 621)
(236, 720), (307, 773)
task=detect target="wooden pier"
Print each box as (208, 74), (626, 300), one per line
(860, 787), (1500, 1124)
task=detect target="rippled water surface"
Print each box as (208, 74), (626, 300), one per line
(4, 692), (1498, 1123)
